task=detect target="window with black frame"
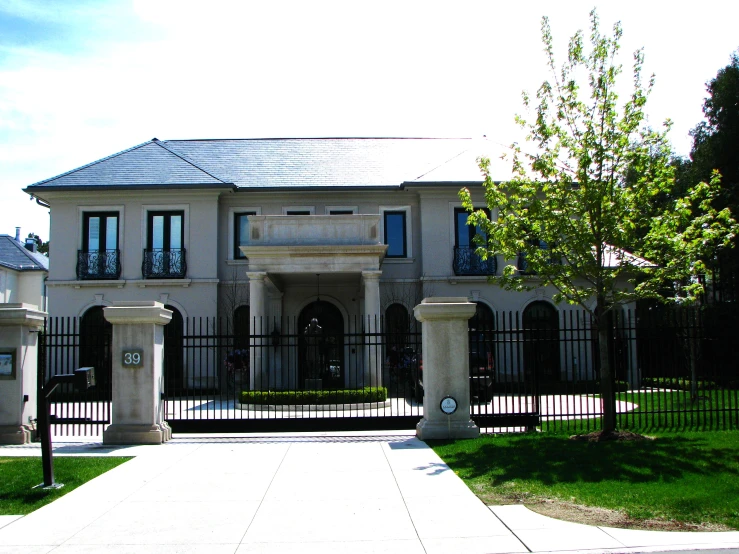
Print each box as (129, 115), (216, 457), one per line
(78, 212), (120, 279)
(144, 211), (185, 278)
(234, 212), (256, 259)
(383, 211), (407, 258)
(453, 208), (495, 275)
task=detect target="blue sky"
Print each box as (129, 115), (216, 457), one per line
(1, 0), (738, 241)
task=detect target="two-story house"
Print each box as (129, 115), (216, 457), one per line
(24, 137), (619, 393)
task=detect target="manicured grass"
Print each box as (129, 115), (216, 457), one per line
(538, 388), (739, 433)
(0, 457), (131, 515)
(430, 430), (739, 529)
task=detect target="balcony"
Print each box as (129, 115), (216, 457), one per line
(453, 247), (497, 276)
(76, 249), (121, 280)
(142, 248), (187, 279)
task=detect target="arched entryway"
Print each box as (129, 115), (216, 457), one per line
(469, 302), (495, 402)
(79, 306), (112, 397)
(523, 301), (560, 381)
(298, 301), (344, 389)
(163, 305), (184, 394)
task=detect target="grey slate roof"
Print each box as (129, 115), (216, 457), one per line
(26, 138), (507, 192)
(26, 140), (230, 190)
(0, 235), (49, 272)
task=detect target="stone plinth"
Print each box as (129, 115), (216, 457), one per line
(0, 303), (46, 444)
(103, 301), (172, 445)
(414, 297), (480, 440)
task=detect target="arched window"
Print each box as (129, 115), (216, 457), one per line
(79, 306), (112, 396)
(469, 302), (495, 402)
(163, 305), (184, 394)
(523, 301), (560, 381)
(233, 305), (250, 351)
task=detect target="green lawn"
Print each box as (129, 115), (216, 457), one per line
(430, 430), (739, 529)
(0, 457), (131, 515)
(539, 389), (739, 433)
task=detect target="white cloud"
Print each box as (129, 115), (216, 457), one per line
(1, 0), (738, 239)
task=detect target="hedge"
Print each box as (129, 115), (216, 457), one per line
(641, 377), (718, 391)
(240, 387), (388, 405)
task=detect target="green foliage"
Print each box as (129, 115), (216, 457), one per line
(690, 51), (739, 197)
(460, 10), (737, 310)
(460, 9), (737, 432)
(26, 232), (49, 256)
(641, 377), (718, 391)
(240, 386), (388, 405)
(431, 431), (739, 529)
(0, 456), (130, 515)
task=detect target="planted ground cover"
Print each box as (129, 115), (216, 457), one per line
(431, 431), (739, 530)
(0, 457), (131, 515)
(240, 386), (387, 405)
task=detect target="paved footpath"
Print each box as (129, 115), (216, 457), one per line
(1, 431), (739, 554)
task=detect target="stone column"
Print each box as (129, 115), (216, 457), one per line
(102, 301), (172, 445)
(362, 270), (382, 387)
(247, 272), (267, 390)
(0, 304), (46, 444)
(414, 297), (479, 440)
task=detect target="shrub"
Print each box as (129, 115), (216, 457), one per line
(641, 377), (718, 391)
(240, 387), (388, 405)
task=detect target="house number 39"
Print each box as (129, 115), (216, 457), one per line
(122, 350), (143, 367)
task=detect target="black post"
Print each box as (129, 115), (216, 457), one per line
(39, 381), (58, 488)
(37, 368), (96, 489)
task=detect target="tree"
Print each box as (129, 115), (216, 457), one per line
(26, 232), (49, 256)
(687, 52), (739, 301)
(460, 10), (737, 434)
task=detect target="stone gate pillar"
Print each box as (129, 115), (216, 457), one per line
(103, 301), (172, 445)
(414, 297), (479, 440)
(0, 304), (46, 444)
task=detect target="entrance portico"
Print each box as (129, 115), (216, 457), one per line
(241, 214), (388, 390)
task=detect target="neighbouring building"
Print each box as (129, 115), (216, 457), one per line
(0, 228), (48, 310)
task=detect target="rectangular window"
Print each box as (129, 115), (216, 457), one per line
(83, 212), (118, 252)
(145, 211), (185, 278)
(285, 210), (311, 215)
(454, 208), (489, 249)
(234, 212), (256, 259)
(453, 208), (494, 276)
(329, 210), (354, 215)
(384, 211), (407, 258)
(80, 212), (120, 279)
(148, 211), (183, 251)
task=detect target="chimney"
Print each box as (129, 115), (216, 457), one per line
(24, 237), (37, 253)
(15, 227), (20, 241)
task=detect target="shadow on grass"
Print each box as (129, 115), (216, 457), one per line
(430, 433), (739, 487)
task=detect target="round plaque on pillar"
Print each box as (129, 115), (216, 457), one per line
(440, 396), (458, 415)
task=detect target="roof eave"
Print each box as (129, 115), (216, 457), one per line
(24, 183), (237, 193)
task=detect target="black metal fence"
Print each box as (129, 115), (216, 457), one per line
(37, 317), (112, 436)
(467, 306), (739, 432)
(37, 305), (739, 436)
(163, 315), (424, 432)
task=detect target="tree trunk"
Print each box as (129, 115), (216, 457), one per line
(597, 304), (616, 433)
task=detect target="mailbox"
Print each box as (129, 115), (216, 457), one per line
(74, 367), (96, 391)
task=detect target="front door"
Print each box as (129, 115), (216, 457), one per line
(298, 301), (344, 389)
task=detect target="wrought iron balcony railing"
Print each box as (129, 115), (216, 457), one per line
(76, 249), (121, 280)
(453, 247), (497, 276)
(142, 248), (187, 279)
